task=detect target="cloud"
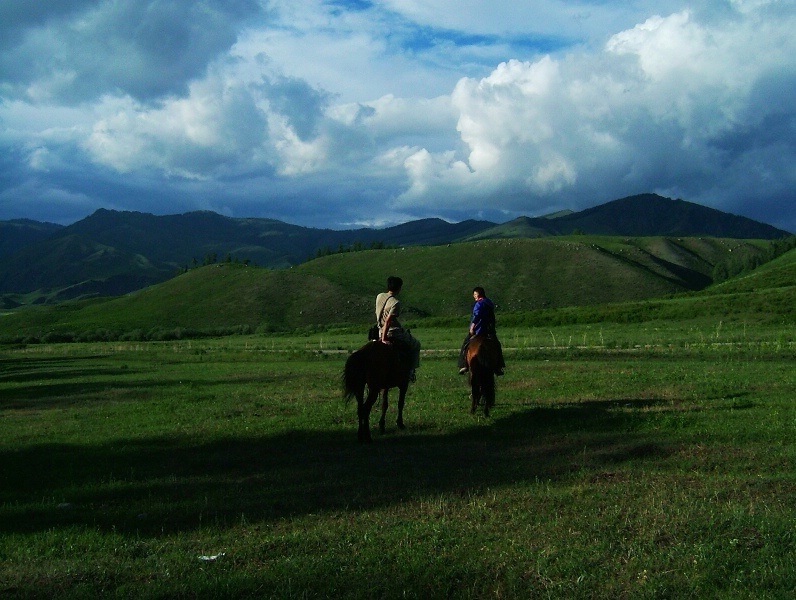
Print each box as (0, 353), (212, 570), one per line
(394, 6), (796, 229)
(0, 0), (263, 103)
(0, 0), (794, 233)
(84, 72), (271, 179)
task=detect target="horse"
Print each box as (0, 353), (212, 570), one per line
(465, 335), (500, 416)
(343, 340), (412, 443)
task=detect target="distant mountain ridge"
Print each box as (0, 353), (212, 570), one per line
(0, 194), (791, 305)
(468, 194), (790, 240)
(0, 219), (62, 259)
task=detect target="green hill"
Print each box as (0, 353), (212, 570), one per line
(705, 243), (796, 295)
(2, 193), (791, 308)
(466, 217), (550, 240)
(0, 209), (495, 304)
(1, 235), (789, 342)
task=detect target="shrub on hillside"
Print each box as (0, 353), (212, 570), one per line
(41, 331), (76, 343)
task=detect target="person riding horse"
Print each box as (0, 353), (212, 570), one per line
(376, 276), (421, 381)
(458, 286), (505, 375)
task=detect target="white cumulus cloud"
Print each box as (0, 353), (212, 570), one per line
(390, 6), (796, 228)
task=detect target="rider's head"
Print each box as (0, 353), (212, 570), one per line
(387, 276), (403, 293)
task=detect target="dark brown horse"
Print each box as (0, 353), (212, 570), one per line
(465, 335), (500, 416)
(343, 341), (411, 443)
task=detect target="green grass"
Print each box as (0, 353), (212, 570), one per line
(2, 325), (796, 598)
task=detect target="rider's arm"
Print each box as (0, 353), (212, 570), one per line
(470, 300), (481, 335)
(381, 313), (394, 343)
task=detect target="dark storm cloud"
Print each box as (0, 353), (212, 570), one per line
(0, 0), (96, 47)
(259, 75), (332, 141)
(0, 0), (264, 103)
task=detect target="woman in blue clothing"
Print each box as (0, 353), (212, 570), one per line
(458, 286), (505, 375)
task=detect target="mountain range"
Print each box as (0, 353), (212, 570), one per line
(0, 193), (791, 307)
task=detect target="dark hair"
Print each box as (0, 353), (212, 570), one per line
(473, 286), (485, 297)
(387, 276), (403, 292)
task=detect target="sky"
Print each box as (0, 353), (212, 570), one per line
(0, 0), (794, 232)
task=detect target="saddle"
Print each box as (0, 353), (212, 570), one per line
(380, 337), (412, 373)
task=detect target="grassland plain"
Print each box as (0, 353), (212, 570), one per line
(2, 322), (796, 599)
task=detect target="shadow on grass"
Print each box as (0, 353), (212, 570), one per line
(0, 355), (280, 411)
(0, 395), (688, 537)
(0, 355), (148, 410)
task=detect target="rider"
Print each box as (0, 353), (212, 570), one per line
(376, 276), (421, 381)
(458, 286), (505, 375)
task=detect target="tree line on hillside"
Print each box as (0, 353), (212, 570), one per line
(178, 241), (394, 272)
(712, 236), (796, 283)
(8, 325), (259, 346)
(181, 253), (253, 273)
(313, 241), (394, 260)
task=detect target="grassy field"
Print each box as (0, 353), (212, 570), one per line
(2, 323), (795, 598)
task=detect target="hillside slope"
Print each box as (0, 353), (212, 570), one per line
(703, 244), (796, 295)
(0, 236), (776, 340)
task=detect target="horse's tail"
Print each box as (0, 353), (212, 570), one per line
(343, 344), (369, 401)
(468, 337), (497, 410)
(474, 335), (502, 374)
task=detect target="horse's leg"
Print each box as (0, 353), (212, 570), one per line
(356, 392), (366, 442)
(356, 388), (374, 442)
(470, 371), (481, 414)
(483, 373), (493, 417)
(396, 383), (407, 430)
(379, 389), (389, 434)
(486, 373), (495, 410)
(359, 387), (380, 443)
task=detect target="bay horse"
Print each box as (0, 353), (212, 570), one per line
(465, 335), (500, 416)
(343, 341), (411, 443)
